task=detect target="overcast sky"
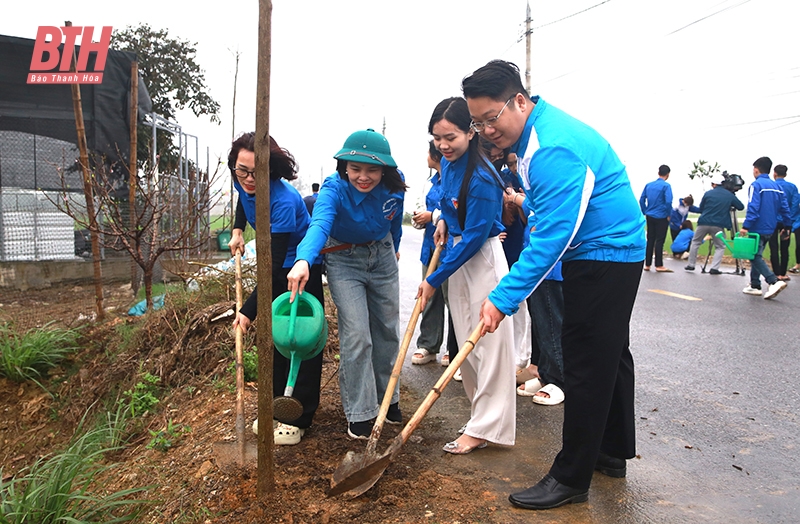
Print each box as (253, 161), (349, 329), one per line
(3, 0), (798, 210)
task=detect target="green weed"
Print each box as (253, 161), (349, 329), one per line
(0, 322), (79, 382)
(146, 419), (191, 452)
(226, 346), (258, 382)
(121, 371), (160, 418)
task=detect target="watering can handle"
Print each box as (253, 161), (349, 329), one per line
(288, 293), (300, 345)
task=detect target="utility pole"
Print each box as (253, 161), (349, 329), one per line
(525, 1), (532, 95)
(382, 117), (386, 136)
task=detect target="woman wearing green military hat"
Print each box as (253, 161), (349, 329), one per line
(288, 129), (408, 439)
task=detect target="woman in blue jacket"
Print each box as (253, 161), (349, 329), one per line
(287, 129), (407, 440)
(228, 132), (324, 446)
(418, 97), (516, 454)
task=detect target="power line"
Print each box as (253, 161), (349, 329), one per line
(667, 0), (752, 36)
(711, 115), (800, 128)
(516, 0), (613, 43)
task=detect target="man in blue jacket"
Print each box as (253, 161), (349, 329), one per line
(741, 157), (792, 299)
(768, 164), (799, 281)
(639, 165), (674, 272)
(685, 173), (744, 274)
(464, 60), (645, 511)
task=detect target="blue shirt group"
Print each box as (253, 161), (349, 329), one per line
(774, 177), (800, 231)
(742, 174), (792, 236)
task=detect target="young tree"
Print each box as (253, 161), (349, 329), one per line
(111, 24), (221, 174)
(688, 160), (722, 192)
(52, 161), (223, 310)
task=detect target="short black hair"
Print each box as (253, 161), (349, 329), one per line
(753, 156), (772, 174)
(311, 183), (320, 191)
(462, 60), (527, 102)
(658, 165), (671, 176)
(428, 140), (443, 163)
(774, 164), (787, 177)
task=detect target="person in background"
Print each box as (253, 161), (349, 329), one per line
(769, 164), (798, 281)
(464, 59), (645, 510)
(670, 220), (695, 259)
(287, 129), (407, 440)
(303, 182), (320, 215)
(411, 141), (449, 366)
(684, 173), (744, 275)
(640, 165), (674, 272)
(669, 195), (700, 249)
(418, 97), (515, 455)
(741, 156), (792, 299)
(227, 132), (324, 446)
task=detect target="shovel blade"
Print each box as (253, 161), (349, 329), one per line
(327, 436), (405, 498)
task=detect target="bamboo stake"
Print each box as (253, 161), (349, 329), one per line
(129, 60), (139, 297)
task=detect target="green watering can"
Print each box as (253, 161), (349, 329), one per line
(271, 291), (328, 423)
(716, 231), (760, 260)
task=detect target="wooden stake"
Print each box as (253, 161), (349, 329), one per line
(255, 0), (275, 496)
(129, 60), (139, 296)
(67, 20), (104, 321)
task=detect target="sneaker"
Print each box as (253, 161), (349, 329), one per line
(386, 402), (402, 425)
(274, 422), (305, 445)
(440, 353), (450, 367)
(685, 265), (695, 271)
(681, 252), (690, 260)
(411, 348), (436, 365)
(347, 420), (373, 440)
(764, 280), (787, 300)
(742, 285), (762, 296)
(709, 269), (721, 275)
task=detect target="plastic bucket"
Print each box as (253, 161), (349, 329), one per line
(216, 230), (232, 251)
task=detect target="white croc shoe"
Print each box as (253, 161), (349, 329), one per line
(274, 422), (305, 445)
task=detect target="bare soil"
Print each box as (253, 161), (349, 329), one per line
(0, 282), (506, 524)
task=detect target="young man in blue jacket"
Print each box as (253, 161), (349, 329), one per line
(768, 164), (799, 281)
(464, 60), (645, 511)
(741, 157), (792, 299)
(639, 165), (674, 271)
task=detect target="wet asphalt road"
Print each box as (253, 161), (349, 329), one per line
(395, 225), (799, 523)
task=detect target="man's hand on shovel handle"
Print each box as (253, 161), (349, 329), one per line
(480, 299), (505, 336)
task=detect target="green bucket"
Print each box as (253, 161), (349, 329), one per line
(716, 232), (760, 260)
(216, 230), (232, 251)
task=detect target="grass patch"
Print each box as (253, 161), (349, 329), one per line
(0, 323), (80, 383)
(0, 410), (150, 523)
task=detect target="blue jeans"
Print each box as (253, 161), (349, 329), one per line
(325, 233), (400, 423)
(750, 235), (777, 289)
(527, 280), (564, 389)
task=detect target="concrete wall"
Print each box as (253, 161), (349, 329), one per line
(0, 257), (132, 290)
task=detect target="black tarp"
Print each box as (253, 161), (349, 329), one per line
(0, 33), (152, 191)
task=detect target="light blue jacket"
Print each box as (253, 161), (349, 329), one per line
(489, 97), (645, 315)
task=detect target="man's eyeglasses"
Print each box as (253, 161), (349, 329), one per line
(470, 97), (514, 133)
(233, 167), (256, 179)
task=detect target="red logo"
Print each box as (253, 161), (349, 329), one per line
(28, 26), (112, 85)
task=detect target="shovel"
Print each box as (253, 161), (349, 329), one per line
(330, 243), (443, 497)
(328, 319), (485, 498)
(233, 252), (247, 464)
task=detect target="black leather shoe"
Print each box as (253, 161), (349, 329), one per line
(595, 452), (626, 478)
(508, 475), (588, 510)
(709, 269), (722, 275)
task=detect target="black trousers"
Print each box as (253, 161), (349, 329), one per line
(549, 260), (642, 490)
(645, 216), (669, 267)
(272, 263), (325, 429)
(768, 224), (790, 277)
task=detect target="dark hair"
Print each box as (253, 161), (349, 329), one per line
(428, 140), (443, 163)
(312, 183), (320, 191)
(462, 60), (527, 102)
(428, 97), (497, 229)
(753, 156), (772, 174)
(228, 132), (298, 181)
(658, 165), (671, 176)
(681, 220), (694, 231)
(684, 195), (694, 207)
(774, 164), (788, 177)
(335, 160), (408, 194)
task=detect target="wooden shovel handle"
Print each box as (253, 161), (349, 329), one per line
(366, 243), (444, 453)
(234, 254), (246, 444)
(399, 321), (484, 444)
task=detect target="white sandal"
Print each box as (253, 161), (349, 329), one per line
(412, 348), (436, 365)
(532, 384), (565, 406)
(274, 422), (305, 445)
(516, 378), (544, 397)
